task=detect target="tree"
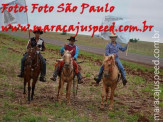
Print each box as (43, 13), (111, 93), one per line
(61, 31), (67, 35)
(129, 38), (139, 43)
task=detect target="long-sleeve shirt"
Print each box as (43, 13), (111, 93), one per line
(105, 42), (128, 56)
(60, 44), (79, 60)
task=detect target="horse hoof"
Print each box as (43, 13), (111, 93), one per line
(109, 107), (113, 111)
(67, 102), (71, 106)
(100, 105), (104, 109)
(104, 102), (107, 105)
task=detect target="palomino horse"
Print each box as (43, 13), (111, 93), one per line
(100, 55), (120, 110)
(57, 50), (74, 105)
(23, 46), (41, 104)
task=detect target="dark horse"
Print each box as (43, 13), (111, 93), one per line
(23, 46), (41, 103)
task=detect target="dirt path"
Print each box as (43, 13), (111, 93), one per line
(2, 31), (163, 68)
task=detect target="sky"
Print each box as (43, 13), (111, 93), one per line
(0, 0), (162, 43)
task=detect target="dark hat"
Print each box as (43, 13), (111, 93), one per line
(33, 29), (43, 34)
(67, 36), (77, 41)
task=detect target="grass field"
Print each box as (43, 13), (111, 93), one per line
(0, 33), (163, 121)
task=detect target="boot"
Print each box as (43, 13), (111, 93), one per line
(94, 71), (103, 85)
(122, 79), (127, 86)
(77, 72), (84, 84)
(17, 72), (24, 78)
(40, 75), (46, 82)
(94, 77), (101, 84)
(50, 66), (59, 82)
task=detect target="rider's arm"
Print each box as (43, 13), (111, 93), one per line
(74, 46), (79, 60)
(60, 46), (65, 55)
(41, 41), (46, 51)
(105, 43), (110, 56)
(119, 43), (128, 52)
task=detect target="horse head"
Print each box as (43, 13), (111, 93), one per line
(63, 50), (73, 68)
(103, 54), (115, 77)
(26, 47), (39, 66)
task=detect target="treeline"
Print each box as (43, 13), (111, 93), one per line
(129, 38), (139, 43)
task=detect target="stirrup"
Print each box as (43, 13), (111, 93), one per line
(50, 77), (57, 81)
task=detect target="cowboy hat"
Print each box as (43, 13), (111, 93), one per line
(33, 29), (43, 34)
(67, 36), (77, 41)
(109, 32), (117, 38)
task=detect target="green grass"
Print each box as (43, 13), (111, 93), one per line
(108, 110), (139, 122)
(128, 75), (146, 85)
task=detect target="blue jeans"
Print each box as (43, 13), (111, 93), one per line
(97, 57), (126, 80)
(20, 53), (46, 76)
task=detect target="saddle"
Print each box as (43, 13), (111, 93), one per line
(56, 59), (63, 62)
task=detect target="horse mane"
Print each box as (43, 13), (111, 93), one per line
(103, 54), (115, 66)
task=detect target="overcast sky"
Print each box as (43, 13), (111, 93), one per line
(0, 0), (162, 43)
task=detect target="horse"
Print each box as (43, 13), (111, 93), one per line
(100, 54), (120, 110)
(57, 50), (74, 105)
(23, 46), (42, 104)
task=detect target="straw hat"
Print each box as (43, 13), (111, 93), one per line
(109, 32), (117, 38)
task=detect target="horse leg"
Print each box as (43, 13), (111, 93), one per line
(67, 81), (72, 105)
(58, 79), (64, 104)
(23, 78), (27, 94)
(66, 83), (68, 100)
(27, 80), (31, 104)
(105, 87), (109, 105)
(109, 86), (116, 110)
(100, 83), (106, 109)
(31, 79), (36, 101)
(57, 78), (61, 100)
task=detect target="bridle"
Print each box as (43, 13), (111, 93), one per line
(62, 52), (73, 77)
(103, 59), (114, 77)
(26, 48), (40, 69)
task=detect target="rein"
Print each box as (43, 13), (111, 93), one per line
(26, 49), (40, 69)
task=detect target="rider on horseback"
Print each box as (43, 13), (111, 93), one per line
(18, 29), (46, 82)
(94, 33), (129, 86)
(50, 36), (84, 84)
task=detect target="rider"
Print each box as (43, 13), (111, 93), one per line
(94, 33), (129, 86)
(50, 36), (84, 84)
(17, 29), (46, 82)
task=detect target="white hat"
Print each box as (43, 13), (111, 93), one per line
(109, 32), (117, 38)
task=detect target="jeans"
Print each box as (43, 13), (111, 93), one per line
(20, 53), (46, 76)
(98, 57), (126, 80)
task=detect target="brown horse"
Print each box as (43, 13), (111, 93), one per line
(100, 55), (120, 110)
(23, 46), (41, 104)
(57, 50), (74, 105)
